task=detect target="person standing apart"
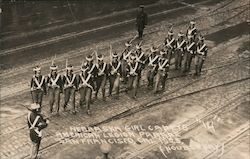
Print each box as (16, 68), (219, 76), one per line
(136, 5), (148, 39)
(27, 103), (49, 159)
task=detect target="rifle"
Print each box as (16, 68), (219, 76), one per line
(110, 44), (112, 59)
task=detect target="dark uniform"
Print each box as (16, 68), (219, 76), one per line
(47, 65), (63, 114)
(95, 54), (109, 100)
(164, 30), (176, 65)
(146, 47), (159, 88)
(30, 66), (46, 106)
(120, 42), (132, 83)
(78, 63), (95, 115)
(136, 5), (148, 39)
(186, 21), (197, 40)
(108, 52), (122, 97)
(135, 44), (147, 86)
(62, 65), (77, 114)
(27, 103), (48, 159)
(175, 32), (186, 70)
(195, 36), (208, 76)
(126, 53), (141, 99)
(154, 51), (169, 93)
(184, 37), (197, 72)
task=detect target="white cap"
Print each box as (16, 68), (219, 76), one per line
(86, 55), (93, 61)
(30, 103), (40, 110)
(150, 47), (158, 53)
(97, 54), (104, 61)
(50, 65), (58, 70)
(112, 52), (119, 58)
(190, 21), (196, 25)
(125, 41), (132, 47)
(66, 65), (73, 71)
(33, 66), (41, 72)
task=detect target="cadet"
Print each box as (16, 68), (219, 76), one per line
(135, 43), (147, 86)
(154, 50), (169, 93)
(62, 64), (77, 114)
(78, 62), (95, 115)
(126, 53), (141, 99)
(164, 28), (176, 65)
(146, 46), (159, 89)
(175, 31), (186, 70)
(120, 41), (132, 83)
(95, 54), (109, 100)
(195, 36), (208, 76)
(47, 64), (63, 115)
(136, 5), (148, 39)
(184, 36), (197, 72)
(108, 52), (122, 98)
(30, 66), (46, 106)
(85, 54), (98, 101)
(186, 21), (197, 40)
(27, 103), (49, 159)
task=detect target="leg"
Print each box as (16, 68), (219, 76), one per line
(34, 90), (39, 104)
(64, 88), (70, 109)
(198, 58), (205, 75)
(126, 76), (133, 92)
(179, 52), (184, 68)
(175, 52), (179, 70)
(70, 88), (76, 114)
(86, 88), (92, 115)
(37, 90), (43, 106)
(114, 76), (120, 96)
(79, 87), (86, 108)
(187, 54), (192, 72)
(132, 76), (139, 98)
(55, 88), (60, 113)
(100, 76), (107, 100)
(31, 91), (37, 103)
(95, 77), (101, 99)
(162, 74), (167, 91)
(154, 72), (160, 93)
(109, 75), (114, 96)
(30, 139), (41, 159)
(48, 88), (54, 113)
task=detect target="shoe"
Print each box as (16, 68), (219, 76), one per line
(72, 111), (77, 115)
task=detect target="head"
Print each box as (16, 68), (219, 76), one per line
(178, 31), (184, 40)
(66, 65), (73, 75)
(150, 46), (158, 54)
(81, 63), (88, 74)
(50, 65), (58, 76)
(130, 53), (136, 63)
(97, 54), (104, 64)
(86, 55), (93, 65)
(30, 103), (41, 114)
(139, 5), (144, 12)
(160, 50), (165, 58)
(190, 21), (196, 28)
(112, 52), (118, 62)
(188, 36), (194, 42)
(125, 41), (132, 50)
(33, 66), (41, 77)
(168, 31), (174, 39)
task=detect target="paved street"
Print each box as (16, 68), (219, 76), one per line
(0, 0), (249, 158)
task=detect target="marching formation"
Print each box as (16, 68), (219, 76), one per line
(29, 21), (208, 116)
